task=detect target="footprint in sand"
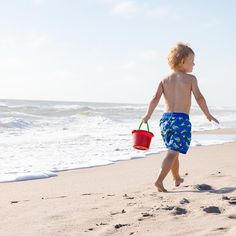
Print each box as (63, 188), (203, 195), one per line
(172, 207), (187, 215)
(141, 212), (154, 217)
(138, 212), (154, 221)
(222, 196), (236, 204)
(96, 222), (108, 226)
(161, 205), (175, 211)
(228, 214), (236, 219)
(86, 222), (109, 232)
(194, 184), (214, 191)
(10, 200), (30, 204)
(10, 201), (19, 204)
(214, 187), (236, 194)
(180, 198), (190, 204)
(203, 206), (222, 214)
(110, 209), (126, 215)
(214, 227), (228, 232)
(114, 223), (130, 229)
(84, 227), (94, 232)
(161, 205), (187, 215)
(229, 197), (236, 205)
(123, 194), (135, 199)
(162, 205), (175, 211)
(222, 195), (230, 200)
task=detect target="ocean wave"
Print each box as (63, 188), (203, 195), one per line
(0, 101), (149, 119)
(0, 112), (115, 133)
(0, 104), (99, 118)
(0, 118), (35, 129)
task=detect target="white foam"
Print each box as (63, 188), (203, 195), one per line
(130, 153), (146, 159)
(191, 136), (236, 147)
(0, 171), (57, 183)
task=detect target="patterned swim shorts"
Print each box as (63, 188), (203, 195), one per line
(159, 112), (192, 154)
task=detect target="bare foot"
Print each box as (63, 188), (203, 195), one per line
(175, 178), (184, 187)
(155, 181), (167, 192)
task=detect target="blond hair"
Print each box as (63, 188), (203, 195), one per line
(168, 43), (195, 70)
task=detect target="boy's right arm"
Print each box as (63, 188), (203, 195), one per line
(142, 81), (163, 123)
(191, 76), (219, 124)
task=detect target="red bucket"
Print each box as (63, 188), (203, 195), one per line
(132, 122), (154, 150)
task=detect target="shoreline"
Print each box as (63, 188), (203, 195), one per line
(193, 127), (236, 135)
(0, 129), (236, 235)
(0, 127), (236, 184)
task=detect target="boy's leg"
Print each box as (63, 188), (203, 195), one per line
(171, 154), (184, 187)
(155, 149), (179, 192)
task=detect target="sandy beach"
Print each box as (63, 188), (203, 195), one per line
(0, 129), (236, 236)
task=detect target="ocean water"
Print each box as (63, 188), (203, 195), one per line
(1, 99), (236, 183)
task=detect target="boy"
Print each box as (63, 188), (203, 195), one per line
(142, 43), (219, 192)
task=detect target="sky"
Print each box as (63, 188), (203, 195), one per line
(0, 0), (236, 107)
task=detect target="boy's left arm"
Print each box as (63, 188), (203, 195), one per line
(191, 76), (219, 124)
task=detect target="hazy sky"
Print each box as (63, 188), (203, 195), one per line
(0, 0), (235, 107)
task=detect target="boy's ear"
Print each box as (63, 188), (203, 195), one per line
(180, 58), (185, 64)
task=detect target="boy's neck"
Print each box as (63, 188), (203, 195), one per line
(172, 69), (187, 73)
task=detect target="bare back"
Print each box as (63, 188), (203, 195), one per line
(161, 72), (193, 114)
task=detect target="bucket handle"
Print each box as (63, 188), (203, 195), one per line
(138, 122), (150, 132)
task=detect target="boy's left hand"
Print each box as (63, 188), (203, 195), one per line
(142, 115), (150, 123)
(207, 114), (219, 124)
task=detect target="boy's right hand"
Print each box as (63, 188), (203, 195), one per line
(142, 115), (150, 123)
(207, 114), (219, 124)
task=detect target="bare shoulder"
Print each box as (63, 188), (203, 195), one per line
(186, 73), (197, 81)
(161, 74), (170, 83)
(180, 74), (197, 86)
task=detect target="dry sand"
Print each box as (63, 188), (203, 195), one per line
(0, 129), (236, 236)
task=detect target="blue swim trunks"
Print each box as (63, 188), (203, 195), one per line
(159, 113), (192, 154)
